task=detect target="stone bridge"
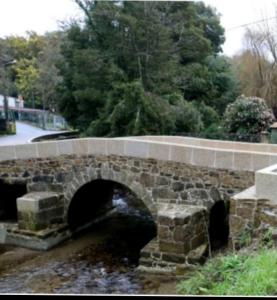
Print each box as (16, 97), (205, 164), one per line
(0, 136), (277, 274)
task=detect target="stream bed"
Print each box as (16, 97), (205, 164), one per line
(0, 198), (178, 295)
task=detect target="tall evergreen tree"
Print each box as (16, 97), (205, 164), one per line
(57, 1), (238, 136)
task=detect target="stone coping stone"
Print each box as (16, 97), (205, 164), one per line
(17, 192), (60, 212)
(255, 164), (277, 203)
(232, 186), (257, 200)
(1, 136), (277, 172)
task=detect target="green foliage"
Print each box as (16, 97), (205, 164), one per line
(87, 81), (175, 136)
(177, 249), (277, 296)
(236, 228), (253, 249)
(171, 96), (204, 134)
(202, 123), (226, 140)
(14, 58), (39, 107)
(261, 228), (275, 249)
(193, 101), (220, 128)
(224, 95), (275, 136)
(56, 0), (237, 135)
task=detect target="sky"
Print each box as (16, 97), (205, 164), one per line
(0, 0), (276, 57)
(202, 0), (277, 56)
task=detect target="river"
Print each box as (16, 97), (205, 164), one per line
(0, 197), (178, 295)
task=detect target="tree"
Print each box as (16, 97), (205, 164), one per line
(57, 0), (235, 136)
(14, 58), (39, 108)
(223, 95), (275, 139)
(231, 12), (277, 117)
(35, 32), (64, 112)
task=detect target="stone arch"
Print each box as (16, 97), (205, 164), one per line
(63, 163), (157, 225)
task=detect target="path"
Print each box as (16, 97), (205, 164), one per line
(0, 122), (67, 146)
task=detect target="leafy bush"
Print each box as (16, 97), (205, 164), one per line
(223, 95), (275, 136)
(171, 96), (204, 134)
(177, 249), (277, 296)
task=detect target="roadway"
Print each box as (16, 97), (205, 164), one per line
(0, 122), (67, 146)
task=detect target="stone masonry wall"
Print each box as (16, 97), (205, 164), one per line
(0, 154), (254, 220)
(0, 154), (255, 270)
(229, 187), (277, 250)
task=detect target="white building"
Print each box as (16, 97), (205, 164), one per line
(0, 95), (24, 109)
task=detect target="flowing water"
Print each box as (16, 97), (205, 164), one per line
(0, 197), (178, 295)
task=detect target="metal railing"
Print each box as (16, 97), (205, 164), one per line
(13, 109), (70, 131)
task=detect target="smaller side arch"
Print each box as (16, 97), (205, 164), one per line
(208, 200), (230, 250)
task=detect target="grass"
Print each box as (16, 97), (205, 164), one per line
(177, 248), (277, 296)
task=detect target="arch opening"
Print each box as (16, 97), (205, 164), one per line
(0, 180), (27, 222)
(68, 179), (115, 230)
(208, 200), (230, 251)
(67, 179), (157, 265)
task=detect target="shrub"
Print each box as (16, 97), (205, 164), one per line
(223, 95), (275, 137)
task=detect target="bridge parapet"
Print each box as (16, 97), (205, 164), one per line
(1, 137), (277, 172)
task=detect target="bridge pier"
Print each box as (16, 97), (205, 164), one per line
(138, 204), (209, 275)
(17, 192), (64, 231)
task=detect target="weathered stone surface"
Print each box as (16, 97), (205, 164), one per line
(187, 243), (208, 264)
(172, 182), (184, 192)
(0, 149), (258, 272)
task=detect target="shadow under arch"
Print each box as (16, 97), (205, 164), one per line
(67, 179), (157, 265)
(208, 200), (230, 251)
(67, 179), (156, 233)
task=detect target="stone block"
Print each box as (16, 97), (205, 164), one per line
(37, 141), (58, 158)
(88, 139), (107, 155)
(190, 233), (206, 250)
(107, 140), (124, 156)
(256, 164), (277, 203)
(124, 140), (149, 159)
(215, 150), (234, 170)
(229, 215), (246, 235)
(57, 140), (74, 155)
(148, 143), (170, 161)
(161, 253), (186, 264)
(15, 144), (38, 160)
(187, 243), (208, 264)
(236, 207), (255, 220)
(170, 145), (192, 164)
(140, 173), (155, 187)
(252, 153), (270, 171)
(233, 142), (252, 152)
(172, 182), (184, 192)
(158, 204), (207, 254)
(156, 176), (170, 186)
(17, 192), (60, 213)
(0, 145), (16, 161)
(234, 151), (252, 171)
(192, 148), (215, 168)
(269, 154), (277, 165)
(250, 143), (270, 153)
(73, 139), (88, 156)
(158, 225), (172, 240)
(159, 241), (189, 254)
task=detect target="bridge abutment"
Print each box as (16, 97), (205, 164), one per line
(229, 164), (277, 250)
